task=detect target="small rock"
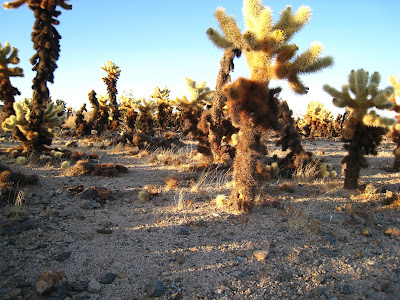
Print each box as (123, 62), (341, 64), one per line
(80, 188), (99, 200)
(279, 271), (293, 281)
(71, 281), (86, 291)
(87, 278), (101, 293)
(64, 237), (75, 243)
(232, 270), (247, 278)
(55, 251), (71, 262)
(175, 227), (191, 235)
(314, 274), (327, 284)
(361, 228), (372, 237)
(253, 250), (269, 261)
(100, 272), (117, 284)
(59, 209), (74, 217)
(145, 280), (165, 297)
(175, 254), (186, 265)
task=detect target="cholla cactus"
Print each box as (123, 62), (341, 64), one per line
(101, 61), (120, 129)
(134, 98), (156, 135)
(176, 78), (214, 157)
(207, 0), (333, 93)
(389, 75), (400, 170)
(2, 98), (65, 149)
(208, 0), (333, 211)
(3, 0), (72, 152)
(0, 42), (24, 124)
(324, 69), (394, 189)
(301, 101), (335, 138)
(150, 86), (173, 131)
(119, 94), (139, 131)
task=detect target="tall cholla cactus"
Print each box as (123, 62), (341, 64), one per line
(389, 75), (400, 170)
(324, 69), (394, 189)
(0, 42), (24, 124)
(3, 0), (71, 152)
(207, 0), (333, 212)
(150, 86), (172, 131)
(101, 61), (120, 130)
(2, 98), (65, 148)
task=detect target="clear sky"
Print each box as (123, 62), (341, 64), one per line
(1, 0), (399, 117)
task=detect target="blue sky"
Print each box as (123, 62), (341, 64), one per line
(1, 0), (399, 117)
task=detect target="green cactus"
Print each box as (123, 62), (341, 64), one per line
(2, 98), (65, 149)
(0, 42), (24, 124)
(3, 0), (72, 152)
(101, 61), (121, 130)
(208, 0), (333, 212)
(324, 69), (394, 189)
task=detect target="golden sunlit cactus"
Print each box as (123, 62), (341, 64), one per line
(207, 0), (333, 212)
(324, 69), (394, 189)
(176, 78), (214, 158)
(3, 0), (71, 152)
(388, 75), (400, 170)
(102, 61), (121, 130)
(2, 98), (65, 149)
(300, 101), (335, 138)
(207, 0), (333, 93)
(150, 86), (173, 131)
(0, 42), (24, 124)
(134, 98), (156, 135)
(119, 94), (139, 131)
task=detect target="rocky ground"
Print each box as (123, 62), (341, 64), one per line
(0, 134), (399, 300)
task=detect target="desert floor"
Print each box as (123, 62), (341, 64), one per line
(0, 134), (399, 300)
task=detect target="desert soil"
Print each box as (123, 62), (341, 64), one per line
(0, 134), (399, 300)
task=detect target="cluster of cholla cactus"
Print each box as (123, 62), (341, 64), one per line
(102, 61), (120, 130)
(2, 98), (66, 149)
(389, 75), (400, 170)
(150, 86), (173, 131)
(175, 78), (214, 157)
(207, 0), (333, 211)
(324, 69), (394, 189)
(0, 42), (24, 125)
(134, 98), (157, 136)
(297, 101), (339, 138)
(3, 0), (72, 152)
(119, 94), (138, 131)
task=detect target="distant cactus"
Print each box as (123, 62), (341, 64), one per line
(299, 101), (336, 139)
(134, 98), (156, 135)
(150, 86), (173, 131)
(324, 69), (394, 189)
(388, 75), (400, 170)
(175, 78), (214, 157)
(3, 0), (72, 152)
(119, 94), (139, 131)
(102, 61), (120, 130)
(208, 0), (333, 211)
(0, 42), (24, 124)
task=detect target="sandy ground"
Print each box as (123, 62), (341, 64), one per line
(0, 134), (399, 300)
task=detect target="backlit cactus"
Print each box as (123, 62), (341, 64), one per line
(3, 0), (72, 152)
(208, 0), (333, 211)
(119, 94), (139, 131)
(2, 98), (65, 149)
(324, 69), (394, 189)
(300, 101), (335, 139)
(389, 75), (400, 170)
(150, 86), (173, 131)
(134, 98), (156, 135)
(0, 42), (24, 124)
(102, 61), (120, 130)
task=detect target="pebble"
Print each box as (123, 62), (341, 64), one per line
(87, 278), (101, 293)
(145, 280), (165, 297)
(253, 250), (269, 261)
(55, 251), (71, 262)
(100, 272), (117, 284)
